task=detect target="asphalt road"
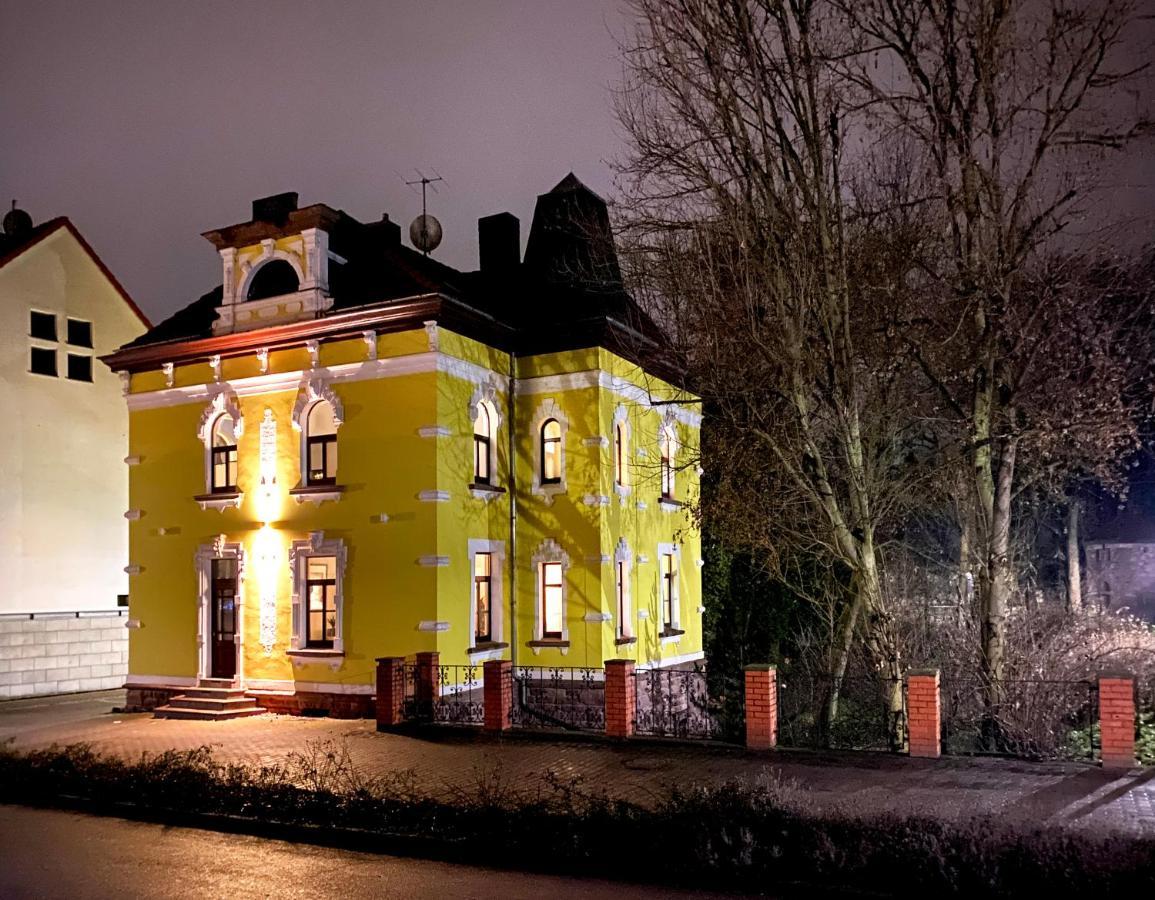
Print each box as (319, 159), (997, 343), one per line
(0, 806), (753, 899)
(0, 689), (126, 741)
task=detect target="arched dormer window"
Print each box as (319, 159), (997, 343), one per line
(473, 403), (492, 485)
(247, 259), (300, 301)
(305, 400), (338, 486)
(210, 414), (238, 493)
(659, 424), (675, 500)
(541, 418), (562, 485)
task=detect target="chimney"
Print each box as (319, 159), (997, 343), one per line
(479, 212), (520, 273)
(252, 192), (299, 224)
(376, 213), (401, 245)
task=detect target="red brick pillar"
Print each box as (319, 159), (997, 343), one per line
(415, 651), (440, 716)
(605, 659), (636, 739)
(1099, 674), (1136, 769)
(375, 657), (405, 728)
(744, 664), (777, 750)
(906, 669), (941, 759)
(483, 660), (513, 733)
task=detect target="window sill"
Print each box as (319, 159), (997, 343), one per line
(289, 484), (345, 505)
(614, 636), (638, 646)
(659, 628), (685, 646)
(469, 482), (506, 501)
(194, 492), (243, 512)
(527, 639), (570, 657)
(287, 648), (344, 658)
(467, 641), (509, 655)
(658, 497), (683, 512)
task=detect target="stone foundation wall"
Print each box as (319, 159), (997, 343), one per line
(123, 685), (179, 712)
(249, 690), (373, 719)
(0, 611), (128, 699)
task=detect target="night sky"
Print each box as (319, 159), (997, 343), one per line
(0, 1), (627, 323)
(2, 1), (1151, 326)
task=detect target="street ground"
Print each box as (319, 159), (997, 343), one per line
(0, 805), (751, 899)
(1, 689), (1153, 837)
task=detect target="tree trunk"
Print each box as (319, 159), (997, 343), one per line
(1067, 500), (1082, 613)
(819, 584), (863, 747)
(957, 513), (972, 626)
(980, 437), (1017, 750)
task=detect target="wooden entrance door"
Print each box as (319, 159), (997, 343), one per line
(210, 558), (238, 680)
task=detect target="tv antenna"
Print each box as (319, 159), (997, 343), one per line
(403, 169), (445, 255)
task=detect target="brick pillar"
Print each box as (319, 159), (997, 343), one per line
(375, 657), (405, 728)
(605, 659), (636, 739)
(1099, 674), (1136, 769)
(415, 651), (440, 716)
(744, 664), (777, 750)
(906, 669), (941, 759)
(483, 660), (513, 733)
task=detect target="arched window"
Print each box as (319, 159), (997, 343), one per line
(473, 403), (492, 485)
(210, 414), (238, 493)
(541, 418), (562, 484)
(659, 425), (675, 499)
(247, 259), (299, 301)
(614, 421), (627, 488)
(306, 400), (338, 486)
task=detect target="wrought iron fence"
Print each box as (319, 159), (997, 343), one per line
(633, 666), (742, 742)
(939, 677), (1096, 761)
(776, 668), (906, 751)
(401, 662), (485, 726)
(510, 665), (604, 731)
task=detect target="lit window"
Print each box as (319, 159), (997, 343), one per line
(66, 319), (93, 348)
(29, 311), (56, 341)
(306, 400), (338, 485)
(541, 418), (562, 484)
(541, 561), (564, 639)
(474, 552), (492, 643)
(473, 404), (492, 484)
(305, 556), (337, 648)
(66, 353), (93, 382)
(29, 346), (57, 377)
(661, 553), (678, 630)
(210, 415), (238, 493)
(614, 421), (627, 488)
(660, 426), (675, 500)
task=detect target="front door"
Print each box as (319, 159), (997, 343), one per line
(210, 558), (238, 680)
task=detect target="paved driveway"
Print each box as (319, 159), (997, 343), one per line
(2, 690), (1152, 838)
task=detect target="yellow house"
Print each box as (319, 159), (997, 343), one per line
(103, 176), (703, 717)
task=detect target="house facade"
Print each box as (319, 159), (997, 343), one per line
(0, 209), (149, 698)
(103, 177), (703, 716)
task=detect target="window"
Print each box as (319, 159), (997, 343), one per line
(473, 404), (492, 484)
(66, 353), (93, 382)
(210, 415), (238, 493)
(66, 319), (93, 348)
(614, 421), (627, 488)
(306, 400), (338, 485)
(617, 560), (629, 638)
(474, 552), (492, 643)
(541, 418), (562, 484)
(661, 552), (678, 631)
(305, 556), (337, 648)
(541, 561), (564, 639)
(247, 259), (300, 300)
(29, 346), (57, 377)
(660, 426), (675, 499)
(29, 311), (56, 341)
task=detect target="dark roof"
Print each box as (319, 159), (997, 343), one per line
(112, 174), (677, 382)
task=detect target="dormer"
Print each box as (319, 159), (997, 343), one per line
(202, 192), (346, 334)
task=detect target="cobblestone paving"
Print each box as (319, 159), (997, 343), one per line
(2, 692), (1152, 838)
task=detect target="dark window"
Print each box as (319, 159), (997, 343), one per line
(616, 560), (628, 638)
(305, 401), (338, 485)
(247, 259), (300, 300)
(117, 594), (129, 608)
(661, 553), (677, 630)
(30, 347), (57, 377)
(474, 552), (492, 643)
(29, 311), (56, 341)
(210, 415), (238, 493)
(305, 556), (338, 648)
(614, 422), (626, 488)
(660, 427), (675, 499)
(540, 418), (562, 484)
(473, 404), (491, 484)
(66, 354), (93, 382)
(66, 319), (93, 348)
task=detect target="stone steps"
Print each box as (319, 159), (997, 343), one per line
(153, 679), (265, 721)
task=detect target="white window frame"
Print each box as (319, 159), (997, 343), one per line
(196, 388), (244, 508)
(531, 398), (568, 502)
(612, 404), (632, 501)
(531, 538), (571, 643)
(468, 381), (502, 488)
(291, 375), (344, 487)
(194, 536), (245, 682)
(615, 537), (633, 639)
(289, 531), (348, 654)
(659, 418), (678, 502)
(467, 538), (506, 656)
(657, 542), (682, 634)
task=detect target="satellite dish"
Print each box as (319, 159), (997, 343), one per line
(409, 214), (443, 254)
